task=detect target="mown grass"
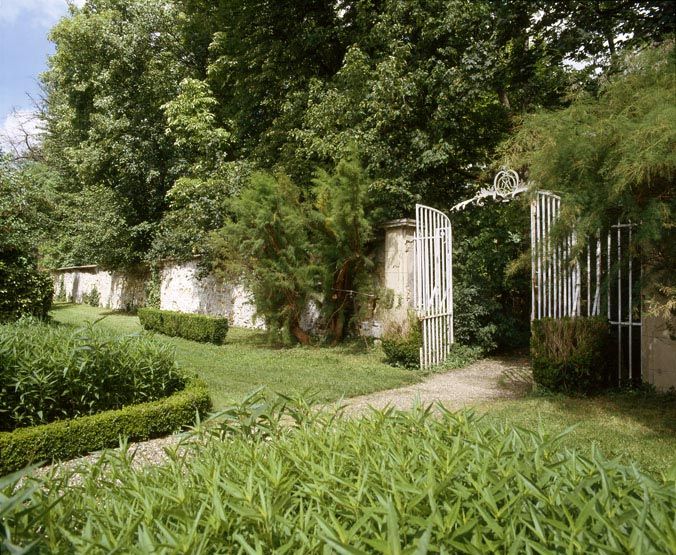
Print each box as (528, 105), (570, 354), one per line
(50, 303), (419, 410)
(479, 392), (676, 478)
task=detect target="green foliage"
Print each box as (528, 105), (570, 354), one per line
(143, 268), (161, 309)
(36, 0), (674, 273)
(211, 171), (317, 344)
(0, 377), (210, 476)
(0, 157), (54, 321)
(138, 308), (229, 345)
(81, 286), (100, 307)
(54, 304), (419, 411)
(2, 396), (674, 552)
(382, 314), (484, 370)
(505, 43), (676, 318)
(443, 344), (485, 370)
(531, 317), (611, 394)
(212, 155), (377, 344)
(0, 254), (53, 322)
(382, 314), (422, 369)
(43, 185), (136, 269)
(311, 152), (375, 342)
(42, 0), (192, 268)
(0, 319), (184, 431)
(453, 202), (532, 352)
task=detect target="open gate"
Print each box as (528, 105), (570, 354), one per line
(414, 170), (641, 377)
(414, 204), (453, 369)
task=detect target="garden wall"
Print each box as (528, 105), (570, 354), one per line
(51, 220), (417, 336)
(53, 265), (147, 311)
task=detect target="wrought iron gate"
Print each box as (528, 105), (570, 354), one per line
(530, 191), (581, 319)
(531, 191), (641, 382)
(414, 204), (453, 369)
(414, 172), (641, 377)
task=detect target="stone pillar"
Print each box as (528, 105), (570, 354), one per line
(364, 219), (416, 337)
(642, 316), (676, 390)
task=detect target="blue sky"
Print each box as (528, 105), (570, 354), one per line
(0, 0), (84, 149)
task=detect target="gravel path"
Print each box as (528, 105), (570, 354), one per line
(336, 355), (532, 414)
(28, 356), (531, 481)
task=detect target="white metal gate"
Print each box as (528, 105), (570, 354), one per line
(531, 191), (641, 382)
(414, 204), (453, 368)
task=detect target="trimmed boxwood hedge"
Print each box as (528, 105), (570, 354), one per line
(0, 377), (211, 476)
(138, 307), (229, 344)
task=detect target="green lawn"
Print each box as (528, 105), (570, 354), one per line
(479, 394), (676, 478)
(50, 303), (418, 410)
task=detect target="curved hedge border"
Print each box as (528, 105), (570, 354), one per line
(0, 377), (211, 476)
(138, 307), (229, 344)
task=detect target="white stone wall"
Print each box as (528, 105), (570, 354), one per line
(159, 260), (265, 329)
(53, 266), (146, 310)
(50, 220), (416, 336)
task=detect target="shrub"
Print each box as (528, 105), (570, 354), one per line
(1, 397), (674, 552)
(381, 314), (422, 368)
(81, 286), (100, 307)
(444, 343), (484, 369)
(531, 316), (611, 394)
(0, 250), (53, 322)
(0, 319), (185, 431)
(138, 307), (229, 344)
(0, 377), (211, 475)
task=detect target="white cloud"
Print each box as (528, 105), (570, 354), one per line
(0, 0), (85, 29)
(0, 109), (43, 155)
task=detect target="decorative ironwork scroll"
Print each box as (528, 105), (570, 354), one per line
(450, 168), (528, 212)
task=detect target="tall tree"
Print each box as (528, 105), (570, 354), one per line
(42, 0), (192, 268)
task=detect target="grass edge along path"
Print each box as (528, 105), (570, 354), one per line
(49, 303), (419, 410)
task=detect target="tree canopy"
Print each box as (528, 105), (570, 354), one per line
(35, 0), (672, 269)
(5, 0), (670, 342)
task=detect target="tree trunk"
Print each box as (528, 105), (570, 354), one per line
(291, 322), (311, 345)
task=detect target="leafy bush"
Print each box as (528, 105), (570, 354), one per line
(0, 377), (210, 475)
(81, 286), (100, 307)
(0, 319), (185, 431)
(0, 250), (53, 322)
(381, 314), (422, 368)
(444, 344), (485, 369)
(1, 396), (674, 552)
(138, 308), (229, 344)
(382, 315), (483, 370)
(531, 317), (611, 394)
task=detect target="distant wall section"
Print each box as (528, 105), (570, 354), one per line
(52, 265), (146, 311)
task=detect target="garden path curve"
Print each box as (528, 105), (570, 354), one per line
(335, 355), (532, 414)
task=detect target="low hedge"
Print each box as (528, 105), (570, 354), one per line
(138, 307), (229, 344)
(531, 316), (611, 394)
(0, 377), (211, 476)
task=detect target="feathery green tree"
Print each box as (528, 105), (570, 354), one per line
(504, 43), (675, 318)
